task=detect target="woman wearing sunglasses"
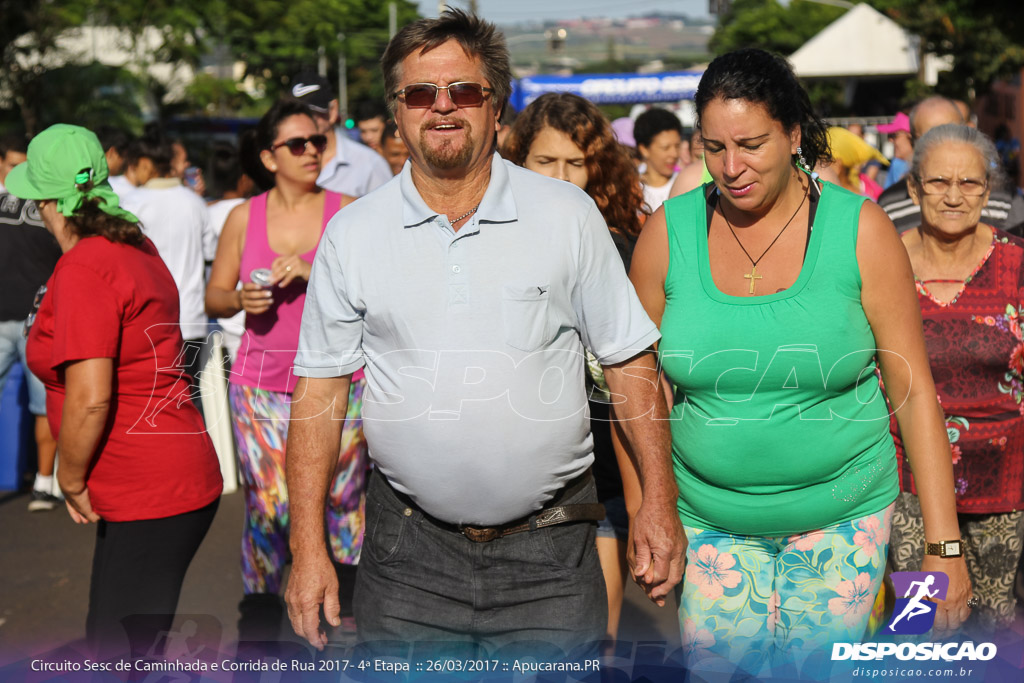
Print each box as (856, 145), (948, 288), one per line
(205, 99), (368, 646)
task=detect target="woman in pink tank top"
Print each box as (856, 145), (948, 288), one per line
(205, 99), (368, 646)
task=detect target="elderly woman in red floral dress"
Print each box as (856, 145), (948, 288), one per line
(890, 123), (1024, 630)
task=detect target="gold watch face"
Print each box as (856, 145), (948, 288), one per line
(945, 541), (961, 556)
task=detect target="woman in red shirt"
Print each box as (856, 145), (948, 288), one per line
(9, 124), (222, 658)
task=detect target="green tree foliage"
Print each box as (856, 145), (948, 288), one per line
(873, 0), (1024, 98)
(220, 0), (420, 106)
(89, 0), (219, 123)
(180, 73), (258, 117)
(708, 0), (850, 112)
(0, 0), (90, 133)
(1, 0), (217, 132)
(88, 0), (213, 68)
(32, 63), (149, 132)
(711, 1), (1024, 102)
(2, 0), (422, 133)
(709, 0), (846, 56)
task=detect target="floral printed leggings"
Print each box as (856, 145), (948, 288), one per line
(679, 503), (893, 678)
(229, 378), (368, 594)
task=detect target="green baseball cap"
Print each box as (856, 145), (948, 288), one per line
(5, 123), (137, 222)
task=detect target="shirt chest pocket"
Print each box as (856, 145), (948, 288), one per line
(502, 284), (559, 352)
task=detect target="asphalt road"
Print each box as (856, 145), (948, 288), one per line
(0, 488), (679, 670)
(5, 487), (1024, 683)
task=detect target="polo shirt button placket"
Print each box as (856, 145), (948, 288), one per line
(447, 238), (469, 307)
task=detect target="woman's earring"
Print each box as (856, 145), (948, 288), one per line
(796, 146), (809, 170)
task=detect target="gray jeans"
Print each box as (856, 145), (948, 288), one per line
(354, 469), (607, 659)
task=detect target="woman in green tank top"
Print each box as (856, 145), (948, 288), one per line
(626, 49), (971, 678)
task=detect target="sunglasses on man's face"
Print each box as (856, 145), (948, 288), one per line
(270, 134), (328, 156)
(393, 82), (493, 109)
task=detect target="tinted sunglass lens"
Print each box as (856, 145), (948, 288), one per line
(449, 83), (484, 106)
(400, 83), (486, 108)
(404, 84), (437, 108)
(284, 138), (306, 155)
(310, 135), (328, 153)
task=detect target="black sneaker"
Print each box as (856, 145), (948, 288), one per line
(28, 490), (60, 512)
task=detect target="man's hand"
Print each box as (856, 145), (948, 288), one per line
(602, 350), (683, 606)
(285, 376), (352, 650)
(628, 496), (686, 606)
(285, 552), (340, 650)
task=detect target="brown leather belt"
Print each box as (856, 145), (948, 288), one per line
(376, 468), (606, 543)
(458, 502), (607, 542)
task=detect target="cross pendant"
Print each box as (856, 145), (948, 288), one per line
(744, 265), (763, 294)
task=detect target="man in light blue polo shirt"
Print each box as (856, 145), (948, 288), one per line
(288, 71), (393, 197)
(285, 10), (684, 657)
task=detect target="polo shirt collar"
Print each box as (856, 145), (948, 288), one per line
(141, 177), (182, 190)
(400, 164), (438, 228)
(325, 127), (350, 172)
(400, 153), (519, 229)
(477, 154), (518, 225)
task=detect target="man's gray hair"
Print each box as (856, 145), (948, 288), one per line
(381, 8), (512, 116)
(909, 123), (1004, 190)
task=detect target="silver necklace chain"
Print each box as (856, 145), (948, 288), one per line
(450, 205), (480, 224)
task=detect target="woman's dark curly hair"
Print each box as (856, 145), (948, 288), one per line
(239, 127), (274, 192)
(695, 48), (831, 170)
(243, 98), (318, 190)
(256, 98), (316, 152)
(502, 93), (647, 237)
(66, 197), (145, 246)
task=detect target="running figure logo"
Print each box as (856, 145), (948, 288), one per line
(887, 571), (949, 635)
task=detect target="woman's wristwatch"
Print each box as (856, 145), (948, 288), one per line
(925, 539), (963, 557)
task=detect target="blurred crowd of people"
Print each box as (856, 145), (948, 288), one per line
(1, 8), (1023, 677)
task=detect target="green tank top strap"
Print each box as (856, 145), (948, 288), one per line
(662, 184), (709, 301)
(807, 182), (867, 297)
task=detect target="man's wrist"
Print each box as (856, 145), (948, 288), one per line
(640, 472), (678, 497)
(290, 529), (330, 562)
(640, 484), (679, 508)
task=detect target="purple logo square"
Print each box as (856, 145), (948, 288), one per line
(887, 571), (948, 634)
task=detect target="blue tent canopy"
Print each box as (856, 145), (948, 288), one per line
(509, 71), (704, 111)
